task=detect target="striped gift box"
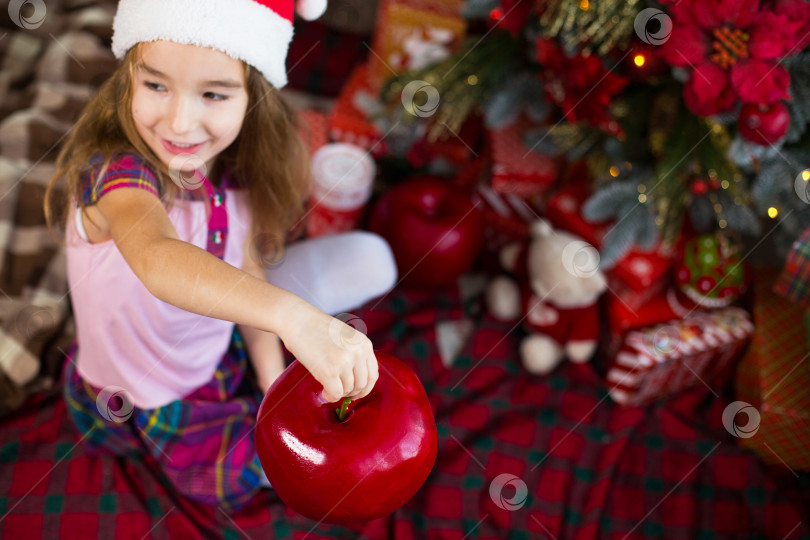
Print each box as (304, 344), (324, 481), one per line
(607, 307), (754, 407)
(475, 182), (539, 237)
(473, 182), (548, 256)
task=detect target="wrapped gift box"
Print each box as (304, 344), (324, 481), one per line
(474, 178), (550, 259)
(605, 287), (684, 356)
(489, 115), (557, 199)
(545, 182), (609, 245)
(606, 307), (754, 407)
(297, 109), (329, 157)
(328, 64), (387, 157)
(367, 0), (467, 91)
(736, 267), (810, 471)
(774, 224), (810, 310)
(407, 114), (484, 168)
(476, 183), (538, 240)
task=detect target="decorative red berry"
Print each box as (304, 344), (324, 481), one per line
(690, 179), (708, 196)
(738, 102), (790, 146)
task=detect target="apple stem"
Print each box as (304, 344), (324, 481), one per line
(335, 397), (352, 422)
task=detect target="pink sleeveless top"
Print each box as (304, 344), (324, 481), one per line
(66, 154), (253, 409)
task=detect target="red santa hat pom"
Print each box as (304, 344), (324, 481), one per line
(296, 0), (328, 20)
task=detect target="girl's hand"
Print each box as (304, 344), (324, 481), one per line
(278, 301), (378, 403)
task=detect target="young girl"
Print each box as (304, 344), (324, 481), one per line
(45, 0), (397, 511)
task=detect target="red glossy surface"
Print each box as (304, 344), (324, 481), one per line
(369, 176), (485, 288)
(738, 102), (790, 145)
(255, 351), (438, 523)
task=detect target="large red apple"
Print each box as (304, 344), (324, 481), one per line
(255, 351), (438, 523)
(369, 176), (485, 288)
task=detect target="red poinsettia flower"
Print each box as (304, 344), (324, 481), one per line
(662, 0), (803, 116)
(773, 0), (810, 50)
(535, 38), (629, 136)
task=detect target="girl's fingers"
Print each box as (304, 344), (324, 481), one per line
(321, 377), (344, 403)
(337, 367), (354, 400)
(358, 353), (377, 399)
(348, 355), (369, 397)
(368, 352), (379, 386)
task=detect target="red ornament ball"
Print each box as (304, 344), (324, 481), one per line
(738, 102), (790, 146)
(690, 179), (708, 196)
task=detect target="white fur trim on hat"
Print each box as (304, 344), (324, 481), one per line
(296, 0), (328, 20)
(111, 0), (294, 88)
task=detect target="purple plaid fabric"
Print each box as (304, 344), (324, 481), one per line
(81, 153), (162, 205)
(62, 329), (266, 511)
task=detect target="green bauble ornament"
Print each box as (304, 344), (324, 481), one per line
(675, 234), (748, 308)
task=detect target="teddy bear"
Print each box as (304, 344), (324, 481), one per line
(486, 220), (607, 374)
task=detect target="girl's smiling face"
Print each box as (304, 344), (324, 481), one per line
(131, 40), (249, 176)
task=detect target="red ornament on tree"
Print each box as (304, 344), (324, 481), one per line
(738, 102), (790, 145)
(690, 178), (708, 196)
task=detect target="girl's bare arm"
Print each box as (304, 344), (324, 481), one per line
(237, 229), (287, 393)
(95, 187), (378, 401)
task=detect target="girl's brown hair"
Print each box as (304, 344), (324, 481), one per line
(44, 42), (310, 265)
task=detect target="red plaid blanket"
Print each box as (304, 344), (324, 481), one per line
(1, 1), (808, 537)
(1, 286), (808, 539)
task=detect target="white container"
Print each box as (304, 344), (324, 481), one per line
(307, 143), (376, 237)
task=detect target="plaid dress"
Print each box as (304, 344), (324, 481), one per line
(62, 331), (266, 511)
(63, 153), (266, 511)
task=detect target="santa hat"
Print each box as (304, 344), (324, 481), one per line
(111, 0), (328, 88)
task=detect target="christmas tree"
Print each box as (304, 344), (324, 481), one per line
(376, 0), (810, 265)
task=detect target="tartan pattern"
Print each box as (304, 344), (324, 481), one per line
(0, 0), (122, 413)
(81, 152), (231, 259)
(81, 154), (162, 206)
(62, 328), (266, 512)
(775, 225), (810, 309)
(2, 285), (809, 539)
(737, 267), (810, 471)
(0, 1), (808, 537)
